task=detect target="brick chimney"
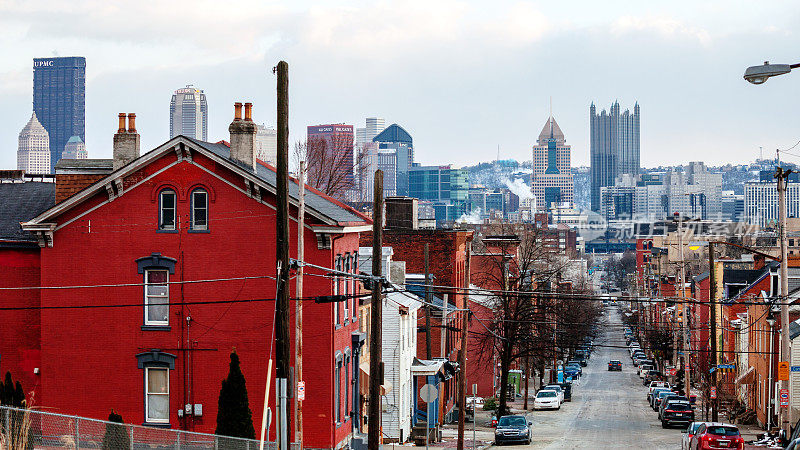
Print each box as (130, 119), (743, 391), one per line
(228, 102), (256, 170)
(113, 113), (140, 170)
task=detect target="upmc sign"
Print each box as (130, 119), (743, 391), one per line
(34, 60), (54, 68)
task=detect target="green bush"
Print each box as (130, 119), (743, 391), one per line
(482, 397), (497, 411)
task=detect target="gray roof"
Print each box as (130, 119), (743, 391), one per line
(189, 138), (367, 225)
(54, 159), (113, 170)
(0, 182), (55, 245)
(791, 318), (800, 341)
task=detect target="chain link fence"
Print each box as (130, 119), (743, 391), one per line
(0, 406), (274, 449)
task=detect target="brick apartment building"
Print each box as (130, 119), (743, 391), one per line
(0, 106), (370, 449)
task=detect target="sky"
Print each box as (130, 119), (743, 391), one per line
(1, 0), (800, 170)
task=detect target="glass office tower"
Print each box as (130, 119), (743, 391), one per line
(33, 57), (86, 172)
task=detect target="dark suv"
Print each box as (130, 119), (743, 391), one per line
(608, 360), (622, 371)
(494, 415), (532, 445)
(661, 400), (694, 428)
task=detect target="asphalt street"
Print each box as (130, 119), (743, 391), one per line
(506, 306), (684, 449)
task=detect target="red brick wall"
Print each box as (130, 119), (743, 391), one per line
(25, 150), (360, 449)
(0, 248), (41, 404)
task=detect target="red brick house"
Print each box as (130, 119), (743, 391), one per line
(1, 108), (370, 449)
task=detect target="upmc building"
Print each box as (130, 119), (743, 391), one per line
(33, 57), (86, 173)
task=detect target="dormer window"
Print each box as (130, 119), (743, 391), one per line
(159, 189), (176, 230)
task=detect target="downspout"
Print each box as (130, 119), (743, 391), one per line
(768, 322), (775, 430)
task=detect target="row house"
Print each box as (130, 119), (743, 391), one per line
(360, 221), (472, 425)
(0, 106), (371, 449)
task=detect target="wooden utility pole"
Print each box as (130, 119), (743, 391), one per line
(777, 165), (791, 434)
(295, 160), (305, 448)
(708, 241), (718, 422)
(456, 244), (470, 450)
(275, 60), (291, 450)
(678, 213), (690, 399)
(368, 170), (384, 450)
(424, 243), (432, 359)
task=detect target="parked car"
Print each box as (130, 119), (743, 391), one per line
(566, 361), (583, 376)
(653, 390), (677, 410)
(466, 396), (485, 409)
(533, 390), (560, 410)
(564, 364), (581, 379)
(649, 387), (672, 407)
(648, 381), (671, 400)
(659, 395), (689, 419)
(643, 371), (665, 385)
(608, 360), (622, 371)
(688, 423), (744, 450)
(662, 400), (695, 428)
(558, 382), (572, 402)
(682, 422), (707, 450)
(543, 385), (565, 404)
(494, 415), (532, 445)
(639, 363), (655, 378)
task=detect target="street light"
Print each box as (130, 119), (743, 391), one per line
(743, 61), (800, 85)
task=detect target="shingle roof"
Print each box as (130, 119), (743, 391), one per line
(373, 124), (412, 144)
(188, 138), (368, 226)
(54, 159), (113, 170)
(0, 182), (55, 244)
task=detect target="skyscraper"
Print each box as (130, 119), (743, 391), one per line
(61, 136), (87, 160)
(33, 57), (85, 172)
(17, 112), (51, 173)
(256, 124), (277, 166)
(356, 117), (386, 148)
(530, 116), (574, 210)
(373, 124), (413, 196)
(170, 85), (208, 140)
(589, 101), (640, 211)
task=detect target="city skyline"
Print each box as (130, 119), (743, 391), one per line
(1, 2), (799, 172)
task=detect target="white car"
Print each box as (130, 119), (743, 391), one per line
(648, 381), (671, 398)
(543, 385), (565, 404)
(533, 390), (561, 410)
(639, 364), (655, 378)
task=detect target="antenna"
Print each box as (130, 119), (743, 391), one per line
(497, 144), (500, 163)
(760, 146), (763, 161)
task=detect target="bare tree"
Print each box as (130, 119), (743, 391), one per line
(293, 135), (371, 201)
(469, 224), (601, 417)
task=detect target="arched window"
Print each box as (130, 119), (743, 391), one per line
(159, 189), (176, 230)
(191, 188), (209, 231)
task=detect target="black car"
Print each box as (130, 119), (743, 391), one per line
(608, 360), (622, 371)
(558, 382), (572, 402)
(659, 395), (688, 419)
(494, 415), (532, 445)
(661, 400), (694, 428)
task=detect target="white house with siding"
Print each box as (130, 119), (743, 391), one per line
(359, 246), (422, 443)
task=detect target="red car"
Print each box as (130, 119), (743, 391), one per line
(689, 423), (744, 450)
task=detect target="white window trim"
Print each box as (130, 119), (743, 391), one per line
(145, 367), (169, 424)
(145, 269), (169, 326)
(159, 190), (177, 230)
(191, 189), (208, 231)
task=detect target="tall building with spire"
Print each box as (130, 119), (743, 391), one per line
(17, 112), (51, 173)
(590, 101), (640, 211)
(170, 85), (208, 140)
(531, 116), (574, 210)
(61, 136), (87, 160)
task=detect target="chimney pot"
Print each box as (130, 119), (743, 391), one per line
(244, 102), (253, 121)
(114, 113), (140, 170)
(234, 102), (243, 121)
(118, 113), (127, 133)
(127, 113), (137, 133)
(229, 104), (257, 170)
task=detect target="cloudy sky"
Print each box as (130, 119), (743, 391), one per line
(1, 0), (799, 170)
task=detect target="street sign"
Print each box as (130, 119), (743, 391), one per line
(717, 364), (735, 369)
(420, 384), (438, 403)
(779, 362), (790, 381)
(792, 366), (800, 372)
(669, 368), (677, 376)
(297, 381), (305, 401)
(780, 389), (790, 408)
(710, 387), (717, 399)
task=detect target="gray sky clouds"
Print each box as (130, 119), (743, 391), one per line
(1, 0), (799, 169)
